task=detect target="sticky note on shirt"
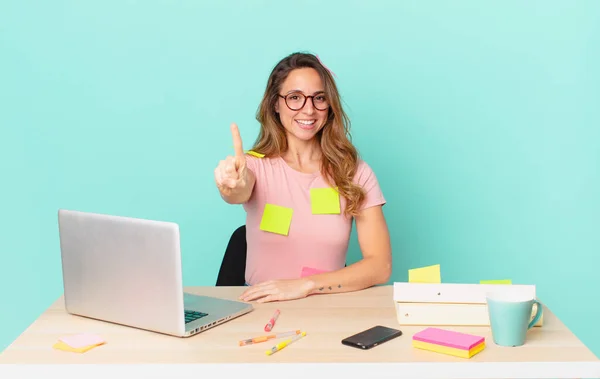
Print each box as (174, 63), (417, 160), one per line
(408, 264), (441, 283)
(480, 279), (512, 284)
(260, 204), (293, 235)
(310, 187), (340, 214)
(246, 150), (265, 158)
(300, 266), (328, 277)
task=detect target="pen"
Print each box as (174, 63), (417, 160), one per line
(266, 331), (306, 356)
(264, 309), (280, 332)
(238, 330), (301, 346)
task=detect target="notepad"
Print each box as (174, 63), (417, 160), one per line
(59, 333), (105, 349)
(53, 333), (106, 353)
(412, 327), (485, 358)
(260, 204), (293, 235)
(408, 264), (441, 283)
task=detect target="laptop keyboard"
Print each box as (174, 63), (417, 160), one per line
(185, 310), (208, 324)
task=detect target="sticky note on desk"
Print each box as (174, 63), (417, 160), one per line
(408, 264), (441, 283)
(59, 333), (105, 348)
(310, 187), (340, 214)
(260, 204), (293, 235)
(412, 327), (485, 359)
(54, 333), (105, 353)
(480, 279), (512, 284)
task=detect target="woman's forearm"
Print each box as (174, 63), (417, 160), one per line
(304, 256), (391, 295)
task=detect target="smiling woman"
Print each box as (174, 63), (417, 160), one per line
(213, 52), (392, 303)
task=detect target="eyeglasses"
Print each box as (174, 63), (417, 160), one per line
(278, 92), (329, 111)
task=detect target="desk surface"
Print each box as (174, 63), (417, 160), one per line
(1, 285), (599, 378)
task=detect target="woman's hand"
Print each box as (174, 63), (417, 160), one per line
(215, 123), (254, 203)
(239, 279), (314, 303)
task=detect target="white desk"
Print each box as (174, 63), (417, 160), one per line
(1, 285), (598, 378)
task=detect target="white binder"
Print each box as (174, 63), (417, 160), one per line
(393, 282), (543, 327)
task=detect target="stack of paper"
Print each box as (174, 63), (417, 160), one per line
(53, 333), (106, 353)
(394, 264), (542, 327)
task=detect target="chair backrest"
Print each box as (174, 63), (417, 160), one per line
(215, 225), (247, 286)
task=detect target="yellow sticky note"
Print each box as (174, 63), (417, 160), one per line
(59, 333), (105, 348)
(310, 187), (340, 214)
(408, 264), (441, 283)
(259, 204), (293, 235)
(480, 279), (512, 284)
(53, 340), (104, 353)
(246, 150), (265, 158)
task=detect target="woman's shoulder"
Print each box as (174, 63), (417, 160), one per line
(244, 151), (279, 172)
(353, 158), (386, 204)
(356, 158), (373, 170)
(353, 158), (379, 184)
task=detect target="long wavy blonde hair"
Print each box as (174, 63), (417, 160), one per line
(251, 52), (365, 217)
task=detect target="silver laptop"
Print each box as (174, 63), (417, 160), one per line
(57, 209), (253, 337)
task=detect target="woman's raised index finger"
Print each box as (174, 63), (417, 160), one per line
(230, 123), (244, 158)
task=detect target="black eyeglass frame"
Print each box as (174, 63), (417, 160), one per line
(278, 92), (330, 111)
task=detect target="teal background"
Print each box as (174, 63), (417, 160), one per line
(1, 1), (599, 356)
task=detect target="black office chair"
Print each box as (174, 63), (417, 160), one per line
(216, 225), (247, 286)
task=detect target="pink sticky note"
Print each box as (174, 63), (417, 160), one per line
(59, 333), (105, 349)
(412, 327), (484, 350)
(300, 266), (327, 277)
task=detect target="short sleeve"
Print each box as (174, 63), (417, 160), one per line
(244, 153), (260, 176)
(354, 160), (386, 210)
(241, 154), (262, 209)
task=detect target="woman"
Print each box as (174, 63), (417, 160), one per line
(214, 52), (392, 303)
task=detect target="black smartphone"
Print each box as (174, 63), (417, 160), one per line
(341, 325), (403, 350)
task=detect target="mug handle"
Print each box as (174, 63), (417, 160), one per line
(528, 300), (543, 329)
